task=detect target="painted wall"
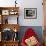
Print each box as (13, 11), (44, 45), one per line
(0, 0), (44, 26)
(18, 0), (44, 26)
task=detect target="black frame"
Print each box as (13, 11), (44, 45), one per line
(24, 8), (37, 19)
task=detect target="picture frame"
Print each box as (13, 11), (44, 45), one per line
(2, 10), (9, 15)
(1, 28), (13, 41)
(24, 8), (37, 19)
(9, 10), (18, 15)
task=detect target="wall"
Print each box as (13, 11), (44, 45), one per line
(19, 0), (44, 26)
(0, 0), (44, 26)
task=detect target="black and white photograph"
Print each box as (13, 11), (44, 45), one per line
(24, 8), (37, 19)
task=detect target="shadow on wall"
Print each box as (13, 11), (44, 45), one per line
(18, 26), (43, 44)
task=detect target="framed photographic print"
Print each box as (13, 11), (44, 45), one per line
(24, 8), (37, 19)
(2, 10), (9, 15)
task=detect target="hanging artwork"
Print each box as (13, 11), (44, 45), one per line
(24, 8), (37, 19)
